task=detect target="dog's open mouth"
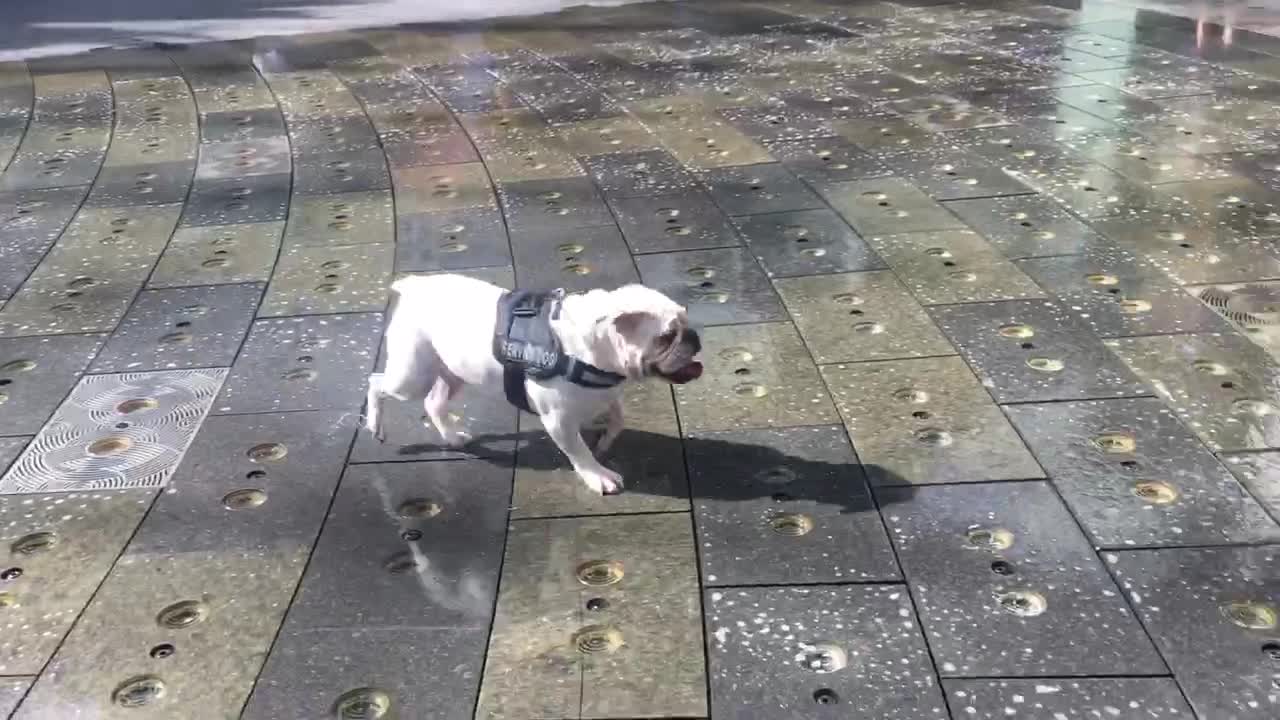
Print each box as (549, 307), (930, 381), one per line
(663, 360), (703, 384)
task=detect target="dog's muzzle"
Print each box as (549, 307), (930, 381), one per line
(651, 328), (703, 384)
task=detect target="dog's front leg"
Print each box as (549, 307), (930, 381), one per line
(543, 411), (623, 495)
(593, 396), (625, 456)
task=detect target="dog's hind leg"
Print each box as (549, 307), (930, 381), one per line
(424, 371), (469, 447)
(364, 375), (387, 443)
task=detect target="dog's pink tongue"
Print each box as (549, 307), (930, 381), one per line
(670, 361), (703, 384)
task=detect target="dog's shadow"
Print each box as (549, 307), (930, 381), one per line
(406, 424), (915, 516)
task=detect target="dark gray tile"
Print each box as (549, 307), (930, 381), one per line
(582, 149), (698, 197)
(510, 224), (638, 292)
(718, 105), (835, 142)
(878, 481), (1166, 676)
(635, 247), (785, 326)
(124, 410), (353, 554)
(1016, 247), (1233, 337)
(1220, 451), (1280, 523)
(1006, 398), (1280, 547)
(701, 163), (825, 216)
(882, 146), (1035, 201)
(89, 283), (262, 372)
(0, 678), (30, 718)
(1106, 547), (1280, 720)
(213, 313), (382, 414)
(706, 586), (948, 719)
(0, 187), (87, 298)
(765, 136), (892, 185)
(381, 131), (479, 168)
(282, 460), (509, 629)
(287, 114), (383, 154)
(0, 436), (30, 476)
(608, 192), (741, 254)
(0, 334), (105, 436)
(395, 207), (512, 272)
(292, 148), (391, 196)
(83, 161), (194, 207)
(942, 194), (1113, 259)
(243, 626), (486, 720)
(930, 300), (1150, 403)
(496, 176), (613, 232)
(688, 425), (898, 585)
(733, 209), (884, 277)
(180, 173), (291, 226)
(944, 679), (1195, 720)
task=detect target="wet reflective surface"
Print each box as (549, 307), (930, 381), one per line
(1, 0), (1280, 718)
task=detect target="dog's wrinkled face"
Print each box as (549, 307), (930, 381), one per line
(603, 285), (703, 384)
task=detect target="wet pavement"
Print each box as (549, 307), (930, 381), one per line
(1, 0), (1280, 718)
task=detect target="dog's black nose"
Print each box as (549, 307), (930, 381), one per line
(683, 328), (701, 354)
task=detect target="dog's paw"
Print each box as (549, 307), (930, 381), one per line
(580, 467), (624, 495)
(440, 429), (472, 448)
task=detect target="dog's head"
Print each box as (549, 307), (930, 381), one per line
(598, 284), (703, 384)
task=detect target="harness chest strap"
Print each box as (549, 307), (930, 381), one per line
(492, 289), (625, 413)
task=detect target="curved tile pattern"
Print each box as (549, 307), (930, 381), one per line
(1, 2), (1280, 719)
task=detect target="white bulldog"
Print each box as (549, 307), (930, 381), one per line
(365, 273), (703, 494)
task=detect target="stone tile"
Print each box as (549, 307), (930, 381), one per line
(213, 313), (382, 415)
(278, 460), (509, 629)
(0, 489), (154, 673)
(765, 135), (892, 185)
(1016, 246), (1233, 337)
(395, 207), (512, 272)
(180, 173), (291, 226)
(674, 322), (838, 433)
(931, 300), (1150, 403)
(0, 334), (105, 436)
(700, 163), (825, 216)
(1106, 547), (1280, 720)
(688, 425), (899, 585)
(13, 548), (302, 720)
(821, 177), (968, 236)
(496, 176), (613, 232)
(125, 410), (354, 555)
(392, 162), (496, 213)
(707, 586), (947, 719)
(282, 189), (394, 248)
(509, 224), (638, 292)
(943, 679), (1195, 720)
(260, 243), (392, 317)
(1089, 216), (1280, 284)
(878, 481), (1166, 676)
(477, 514), (706, 719)
(608, 192), (742, 255)
(733, 208), (885, 277)
(867, 230), (1045, 306)
(148, 221), (284, 288)
(635, 247), (785, 326)
(773, 271), (954, 364)
(1108, 332), (1280, 452)
(1220, 451), (1280, 522)
(822, 356), (1044, 486)
(1006, 398), (1280, 547)
(90, 283), (262, 372)
(581, 149), (699, 197)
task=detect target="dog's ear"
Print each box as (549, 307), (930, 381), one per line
(611, 311), (655, 342)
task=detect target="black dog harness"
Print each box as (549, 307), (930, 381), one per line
(492, 288), (626, 414)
